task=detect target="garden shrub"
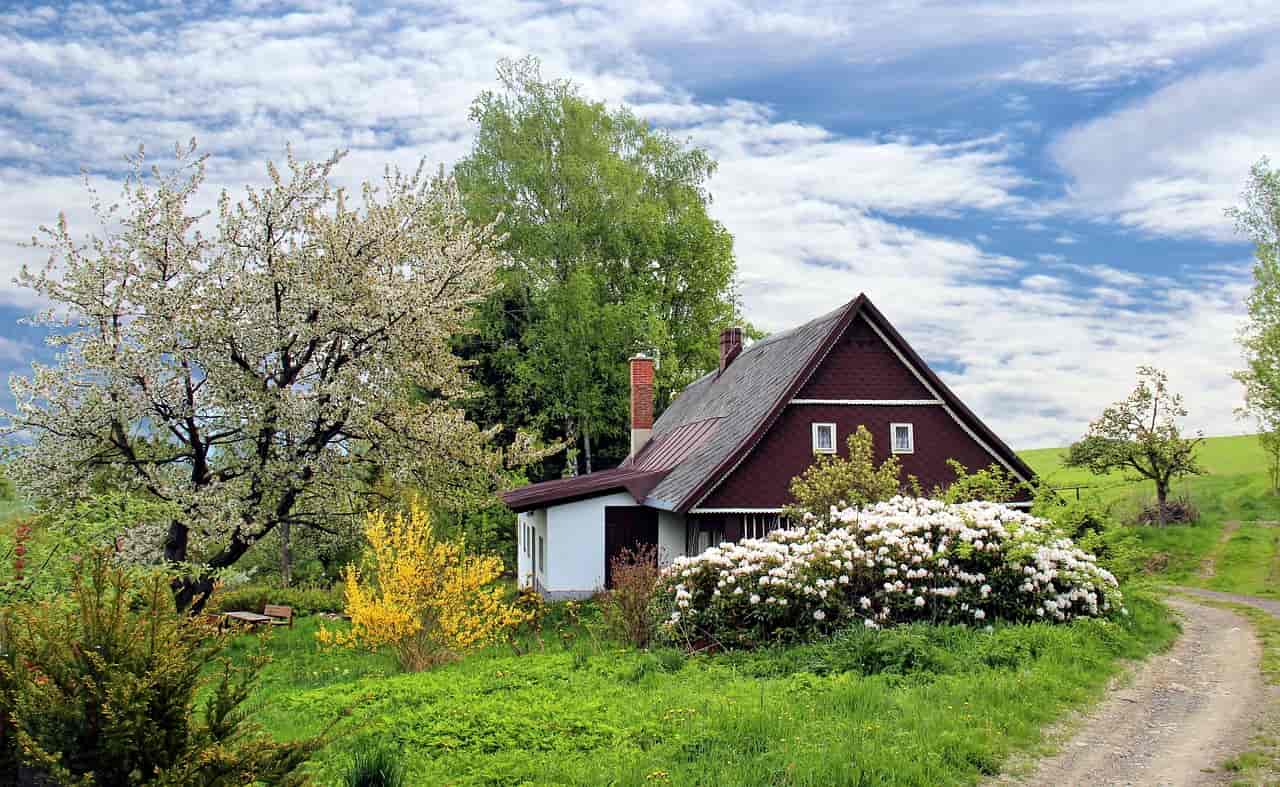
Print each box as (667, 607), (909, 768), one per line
(0, 551), (325, 785)
(599, 544), (661, 648)
(209, 583), (344, 616)
(782, 425), (903, 526)
(317, 502), (527, 671)
(935, 460), (1023, 504)
(655, 497), (1120, 648)
(1033, 491), (1146, 583)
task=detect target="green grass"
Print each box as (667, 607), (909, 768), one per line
(234, 596), (1177, 786)
(1021, 434), (1280, 594)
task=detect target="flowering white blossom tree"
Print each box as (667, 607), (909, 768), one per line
(3, 142), (543, 608)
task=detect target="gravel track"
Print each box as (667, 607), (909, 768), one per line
(1012, 597), (1265, 786)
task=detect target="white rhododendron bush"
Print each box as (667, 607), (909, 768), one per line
(655, 497), (1121, 647)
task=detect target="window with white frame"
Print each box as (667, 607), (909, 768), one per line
(812, 422), (836, 454)
(891, 423), (914, 454)
(538, 535), (546, 575)
(742, 513), (789, 540)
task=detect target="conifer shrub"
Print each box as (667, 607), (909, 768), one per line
(0, 550), (326, 785)
(654, 497), (1121, 648)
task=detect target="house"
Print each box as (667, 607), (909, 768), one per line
(502, 293), (1036, 599)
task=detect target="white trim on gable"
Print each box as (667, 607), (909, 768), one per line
(791, 398), (942, 406)
(859, 315), (1031, 484)
(687, 304), (857, 510)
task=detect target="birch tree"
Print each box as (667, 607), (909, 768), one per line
(1229, 157), (1280, 458)
(3, 142), (541, 608)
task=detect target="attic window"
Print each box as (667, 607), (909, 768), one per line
(812, 423), (836, 454)
(891, 423), (914, 454)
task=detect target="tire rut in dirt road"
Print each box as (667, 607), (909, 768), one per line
(1009, 598), (1264, 786)
(1198, 520), (1241, 580)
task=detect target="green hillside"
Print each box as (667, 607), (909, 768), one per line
(1020, 434), (1280, 597)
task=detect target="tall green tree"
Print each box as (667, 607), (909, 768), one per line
(454, 57), (741, 476)
(1229, 157), (1280, 443)
(1065, 366), (1204, 527)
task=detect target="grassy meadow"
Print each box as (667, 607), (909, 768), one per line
(1023, 433), (1280, 598)
(233, 596), (1176, 786)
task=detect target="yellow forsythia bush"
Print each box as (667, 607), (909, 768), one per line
(316, 502), (527, 670)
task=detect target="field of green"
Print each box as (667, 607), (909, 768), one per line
(236, 598), (1175, 786)
(9, 435), (1279, 783)
(1022, 433), (1280, 598)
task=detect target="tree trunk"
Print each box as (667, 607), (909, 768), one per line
(280, 519), (292, 587)
(172, 575), (218, 614)
(1156, 482), (1169, 528)
(164, 520), (189, 563)
(167, 526), (255, 613)
(584, 426), (593, 475)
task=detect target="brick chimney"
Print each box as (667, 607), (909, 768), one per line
(719, 326), (743, 374)
(629, 353), (655, 457)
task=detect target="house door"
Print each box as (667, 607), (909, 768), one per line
(603, 506), (658, 588)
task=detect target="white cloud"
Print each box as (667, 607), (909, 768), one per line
(702, 129), (1248, 448)
(0, 0), (1259, 450)
(1052, 51), (1280, 240)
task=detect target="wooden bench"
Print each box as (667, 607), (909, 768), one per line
(263, 604), (294, 628)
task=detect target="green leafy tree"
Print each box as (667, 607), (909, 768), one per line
(454, 57), (741, 476)
(784, 425), (904, 527)
(1229, 158), (1280, 462)
(1065, 366), (1204, 526)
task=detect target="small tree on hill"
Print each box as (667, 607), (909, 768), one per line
(1065, 366), (1204, 526)
(784, 425), (903, 527)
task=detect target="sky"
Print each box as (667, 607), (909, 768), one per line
(1, 1), (1277, 450)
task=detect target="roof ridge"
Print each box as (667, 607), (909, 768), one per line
(672, 295), (864, 510)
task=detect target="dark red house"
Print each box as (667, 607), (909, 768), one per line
(503, 294), (1035, 598)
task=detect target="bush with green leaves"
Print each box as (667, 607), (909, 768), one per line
(934, 460), (1023, 504)
(1031, 486), (1146, 584)
(782, 425), (904, 526)
(0, 551), (328, 785)
(209, 583), (344, 617)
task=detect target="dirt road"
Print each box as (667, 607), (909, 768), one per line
(1014, 597), (1265, 786)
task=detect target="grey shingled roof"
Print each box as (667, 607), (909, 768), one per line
(641, 300), (852, 510)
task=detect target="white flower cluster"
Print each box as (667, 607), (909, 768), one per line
(655, 497), (1120, 646)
